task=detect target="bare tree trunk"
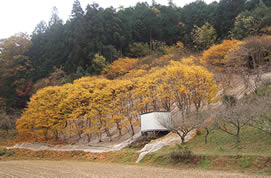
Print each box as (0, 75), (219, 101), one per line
(105, 129), (112, 142)
(130, 121), (135, 136)
(236, 126), (240, 143)
(175, 130), (185, 143)
(44, 128), (49, 141)
(149, 29), (152, 54)
(98, 133), (102, 142)
(87, 134), (92, 142)
(116, 121), (122, 137)
(252, 55), (257, 70)
(77, 130), (81, 139)
(205, 128), (209, 144)
(128, 116), (135, 136)
(54, 130), (59, 141)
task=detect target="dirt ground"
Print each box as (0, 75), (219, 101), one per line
(0, 160), (268, 178)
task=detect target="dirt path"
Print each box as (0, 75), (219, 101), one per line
(7, 132), (142, 154)
(0, 160), (268, 178)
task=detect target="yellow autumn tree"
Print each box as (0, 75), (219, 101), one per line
(153, 69), (174, 111)
(102, 57), (138, 79)
(16, 54), (218, 143)
(61, 83), (92, 140)
(109, 79), (139, 136)
(165, 60), (218, 112)
(72, 77), (114, 142)
(137, 68), (174, 112)
(201, 40), (243, 93)
(135, 73), (158, 112)
(17, 86), (68, 141)
(201, 40), (243, 70)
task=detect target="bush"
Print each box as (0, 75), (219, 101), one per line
(170, 145), (195, 163)
(240, 157), (252, 168)
(0, 149), (14, 157)
(255, 81), (271, 96)
(222, 94), (237, 107)
(0, 149), (5, 156)
(5, 150), (14, 157)
(128, 136), (153, 148)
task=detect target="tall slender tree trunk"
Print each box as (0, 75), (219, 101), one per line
(87, 134), (91, 142)
(252, 55), (256, 70)
(44, 128), (49, 141)
(149, 29), (152, 54)
(116, 121), (122, 137)
(98, 133), (102, 142)
(54, 130), (59, 141)
(105, 128), (112, 141)
(205, 128), (209, 144)
(129, 118), (135, 136)
(236, 126), (240, 143)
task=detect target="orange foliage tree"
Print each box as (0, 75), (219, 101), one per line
(102, 57), (138, 79)
(17, 56), (218, 142)
(201, 40), (242, 69)
(201, 40), (243, 93)
(16, 86), (68, 140)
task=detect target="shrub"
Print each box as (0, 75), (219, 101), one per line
(0, 149), (5, 156)
(128, 136), (154, 148)
(240, 157), (252, 168)
(222, 94), (237, 107)
(5, 150), (14, 157)
(170, 145), (195, 163)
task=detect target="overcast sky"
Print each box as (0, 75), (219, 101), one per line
(0, 0), (216, 39)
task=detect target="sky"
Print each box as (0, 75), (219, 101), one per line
(0, 0), (216, 39)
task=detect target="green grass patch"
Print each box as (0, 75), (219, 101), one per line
(239, 157), (252, 168)
(106, 148), (139, 163)
(140, 152), (171, 166)
(199, 159), (212, 169)
(256, 83), (271, 96)
(132, 121), (271, 174)
(185, 127), (271, 156)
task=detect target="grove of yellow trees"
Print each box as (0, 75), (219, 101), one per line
(201, 40), (243, 70)
(201, 36), (271, 93)
(16, 57), (218, 142)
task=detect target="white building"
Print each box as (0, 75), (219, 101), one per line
(140, 111), (171, 135)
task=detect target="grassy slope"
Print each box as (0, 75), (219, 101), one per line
(185, 83), (271, 156)
(138, 128), (271, 174)
(186, 127), (271, 156)
(139, 84), (271, 174)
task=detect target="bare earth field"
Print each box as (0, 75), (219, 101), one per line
(0, 160), (268, 178)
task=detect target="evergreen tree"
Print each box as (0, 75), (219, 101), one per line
(71, 0), (84, 18)
(214, 0), (246, 39)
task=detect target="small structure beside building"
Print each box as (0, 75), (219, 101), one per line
(140, 111), (171, 136)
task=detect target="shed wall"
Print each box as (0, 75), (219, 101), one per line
(141, 112), (170, 132)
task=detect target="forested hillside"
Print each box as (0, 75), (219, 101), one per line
(15, 33), (271, 142)
(0, 0), (271, 133)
